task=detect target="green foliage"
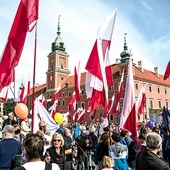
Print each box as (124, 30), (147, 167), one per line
(3, 98), (16, 115)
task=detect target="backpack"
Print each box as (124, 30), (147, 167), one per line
(13, 162), (52, 170)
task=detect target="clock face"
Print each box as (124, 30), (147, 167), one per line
(59, 57), (65, 64)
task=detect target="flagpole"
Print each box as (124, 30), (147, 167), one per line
(31, 23), (38, 133)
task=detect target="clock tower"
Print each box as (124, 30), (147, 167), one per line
(46, 16), (70, 100)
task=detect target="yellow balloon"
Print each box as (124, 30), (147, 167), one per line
(54, 112), (64, 124)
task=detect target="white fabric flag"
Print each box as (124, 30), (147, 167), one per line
(32, 98), (59, 134)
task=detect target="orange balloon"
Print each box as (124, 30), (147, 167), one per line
(14, 103), (28, 119)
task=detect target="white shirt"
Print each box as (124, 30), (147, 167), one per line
(22, 161), (60, 170)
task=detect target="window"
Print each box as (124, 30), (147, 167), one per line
(158, 100), (162, 109)
(81, 89), (84, 95)
(110, 115), (113, 120)
(68, 91), (71, 97)
(50, 75), (53, 81)
(108, 86), (113, 91)
(61, 77), (64, 80)
(62, 100), (65, 105)
(58, 100), (60, 106)
(166, 101), (168, 108)
(149, 85), (152, 92)
(135, 83), (139, 90)
(165, 89), (167, 94)
(157, 87), (160, 93)
(62, 92), (64, 96)
(50, 85), (53, 89)
(150, 100), (153, 109)
(81, 102), (85, 109)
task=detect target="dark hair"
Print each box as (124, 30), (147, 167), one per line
(111, 132), (120, 142)
(23, 133), (44, 161)
(120, 129), (129, 137)
(138, 133), (146, 140)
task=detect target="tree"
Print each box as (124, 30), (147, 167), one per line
(3, 98), (16, 115)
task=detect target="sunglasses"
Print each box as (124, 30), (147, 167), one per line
(53, 139), (61, 142)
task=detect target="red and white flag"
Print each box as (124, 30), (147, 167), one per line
(119, 58), (137, 141)
(164, 61), (170, 80)
(68, 92), (77, 111)
(51, 84), (61, 105)
(74, 60), (81, 101)
(112, 69), (124, 114)
(85, 9), (117, 114)
(0, 86), (9, 102)
(108, 94), (115, 113)
(37, 94), (46, 107)
(77, 108), (85, 122)
(0, 0), (39, 89)
(136, 85), (146, 114)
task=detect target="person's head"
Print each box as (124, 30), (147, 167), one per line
(63, 128), (71, 137)
(138, 133), (146, 144)
(146, 132), (162, 150)
(111, 132), (120, 143)
(98, 132), (109, 144)
(13, 124), (21, 135)
(120, 129), (129, 139)
(8, 112), (14, 120)
(81, 125), (87, 135)
(103, 156), (114, 168)
(23, 133), (44, 162)
(51, 133), (64, 147)
(2, 125), (15, 139)
(39, 121), (47, 132)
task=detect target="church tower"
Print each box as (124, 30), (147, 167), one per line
(46, 16), (71, 100)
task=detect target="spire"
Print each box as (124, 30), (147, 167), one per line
(124, 33), (128, 51)
(57, 15), (61, 37)
(120, 33), (130, 63)
(51, 15), (66, 52)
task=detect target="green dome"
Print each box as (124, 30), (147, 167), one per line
(120, 33), (130, 63)
(120, 50), (130, 58)
(51, 15), (66, 52)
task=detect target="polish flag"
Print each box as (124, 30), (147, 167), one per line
(37, 94), (46, 107)
(119, 58), (137, 141)
(85, 9), (117, 114)
(112, 69), (125, 114)
(108, 94), (115, 113)
(77, 108), (85, 122)
(68, 92), (77, 111)
(51, 84), (61, 105)
(0, 0), (39, 89)
(74, 60), (81, 101)
(72, 108), (80, 121)
(0, 86), (9, 102)
(49, 103), (58, 119)
(136, 85), (146, 114)
(164, 61), (170, 80)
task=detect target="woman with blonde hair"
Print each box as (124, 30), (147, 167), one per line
(102, 156), (114, 170)
(44, 133), (65, 170)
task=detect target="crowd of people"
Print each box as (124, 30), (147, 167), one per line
(0, 111), (170, 170)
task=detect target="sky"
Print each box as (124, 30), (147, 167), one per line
(0, 0), (170, 98)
